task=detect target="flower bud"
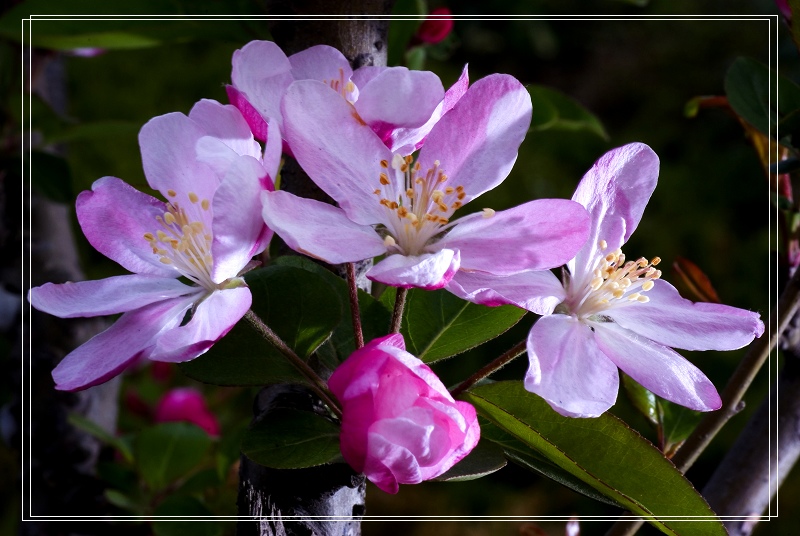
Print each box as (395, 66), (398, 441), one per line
(329, 334), (480, 494)
(154, 388), (220, 437)
(415, 7), (454, 44)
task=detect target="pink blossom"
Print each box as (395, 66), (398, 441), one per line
(261, 73), (589, 290)
(28, 100), (278, 391)
(415, 8), (455, 44)
(227, 40), (469, 154)
(155, 388), (220, 437)
(328, 334), (479, 494)
(447, 143), (764, 417)
(777, 0), (792, 20)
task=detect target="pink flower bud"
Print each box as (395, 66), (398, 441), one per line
(415, 7), (454, 44)
(329, 334), (480, 494)
(777, 0), (792, 20)
(154, 388), (220, 437)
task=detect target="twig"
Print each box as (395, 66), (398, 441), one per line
(450, 339), (528, 397)
(390, 287), (408, 334)
(346, 263), (364, 349)
(244, 310), (342, 420)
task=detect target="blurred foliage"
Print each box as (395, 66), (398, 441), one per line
(7, 0), (790, 534)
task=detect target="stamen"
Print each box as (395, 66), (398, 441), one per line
(482, 208), (495, 218)
(188, 192), (199, 203)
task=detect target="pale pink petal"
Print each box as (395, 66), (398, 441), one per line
(52, 296), (194, 391)
(416, 74), (531, 202)
(569, 143), (659, 276)
(592, 321), (722, 412)
(446, 269), (565, 314)
(28, 274), (194, 318)
(525, 315), (619, 418)
(188, 99), (261, 160)
(261, 190), (386, 264)
(440, 199), (590, 274)
(139, 112), (220, 203)
(76, 177), (176, 277)
(262, 119), (282, 181)
(607, 279), (764, 351)
(210, 156), (273, 283)
(364, 431), (421, 493)
(226, 85), (269, 142)
(282, 80), (395, 225)
(367, 249), (460, 290)
(388, 64), (469, 154)
(289, 45), (354, 94)
(230, 40), (293, 130)
(150, 287), (252, 363)
(354, 67), (444, 141)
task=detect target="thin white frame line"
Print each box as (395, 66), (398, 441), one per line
(20, 13), (778, 523)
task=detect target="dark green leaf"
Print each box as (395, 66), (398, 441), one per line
(463, 381), (726, 536)
(241, 408), (341, 469)
(31, 151), (73, 203)
(176, 468), (220, 495)
(527, 85), (609, 140)
(153, 496), (222, 536)
(68, 413), (133, 462)
(180, 265), (342, 386)
(621, 373), (659, 426)
(104, 489), (142, 514)
(388, 0), (424, 66)
(402, 288), (526, 363)
(432, 439), (507, 482)
(134, 423), (212, 492)
(657, 400), (703, 459)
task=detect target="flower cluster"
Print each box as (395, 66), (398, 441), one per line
(28, 39), (764, 493)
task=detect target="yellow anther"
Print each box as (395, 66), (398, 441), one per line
(642, 281), (655, 291)
(456, 185), (464, 192)
(201, 199), (210, 211)
(651, 257), (661, 265)
(433, 159), (440, 166)
(406, 188), (414, 198)
(384, 235), (396, 248)
(397, 207), (408, 218)
(457, 191), (466, 200)
(188, 192), (199, 203)
(612, 289), (625, 299)
(637, 295), (650, 303)
(450, 201), (462, 210)
(164, 212), (176, 225)
(445, 186), (455, 194)
(628, 292), (641, 301)
(143, 232), (155, 241)
(620, 277), (632, 288)
(654, 270), (662, 279)
(380, 159), (389, 168)
(482, 208), (495, 218)
(438, 173), (448, 183)
(590, 277), (603, 291)
(432, 190), (444, 202)
(389, 201), (399, 210)
(157, 231), (169, 242)
(438, 217), (449, 224)
(605, 253), (616, 263)
(159, 258), (173, 264)
(167, 189), (177, 197)
(374, 189), (381, 195)
(437, 202), (448, 212)
(346, 81), (355, 93)
(637, 258), (648, 268)
(379, 173), (390, 185)
(405, 155), (414, 165)
(599, 239), (608, 250)
(407, 213), (418, 223)
(191, 221), (205, 233)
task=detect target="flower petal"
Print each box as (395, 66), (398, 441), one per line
(282, 80), (397, 225)
(607, 279), (764, 351)
(226, 85), (269, 142)
(52, 296), (194, 391)
(28, 274), (194, 318)
(261, 190), (386, 264)
(354, 67), (444, 139)
(367, 249), (460, 290)
(569, 143), (659, 276)
(210, 156), (273, 283)
(76, 177), (176, 277)
(364, 431), (420, 493)
(387, 64), (469, 155)
(188, 99), (262, 161)
(230, 40), (294, 130)
(440, 199), (590, 274)
(139, 112), (221, 205)
(446, 269), (565, 315)
(592, 321), (722, 411)
(150, 286), (252, 363)
(525, 315), (619, 418)
(289, 45), (354, 94)
(416, 73), (531, 202)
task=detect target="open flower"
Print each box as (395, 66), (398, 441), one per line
(329, 334), (480, 494)
(448, 143), (765, 417)
(261, 74), (590, 290)
(227, 40), (469, 154)
(28, 100), (277, 391)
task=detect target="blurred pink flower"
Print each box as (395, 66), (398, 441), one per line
(155, 388), (220, 437)
(777, 0), (792, 20)
(328, 334), (479, 494)
(415, 8), (454, 44)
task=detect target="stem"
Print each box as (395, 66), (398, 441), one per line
(604, 267), (800, 536)
(346, 263), (364, 349)
(450, 339), (528, 398)
(244, 310), (342, 420)
(390, 287), (408, 334)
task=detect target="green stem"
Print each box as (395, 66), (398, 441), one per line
(346, 263), (364, 349)
(450, 339), (528, 398)
(244, 310), (342, 420)
(390, 287), (408, 334)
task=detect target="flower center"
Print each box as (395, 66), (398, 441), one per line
(567, 239), (662, 319)
(144, 190), (215, 289)
(322, 68), (357, 103)
(372, 154), (484, 256)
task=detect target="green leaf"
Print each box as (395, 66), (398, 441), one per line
(180, 265), (342, 386)
(657, 400), (703, 459)
(134, 423), (212, 492)
(68, 413), (133, 462)
(273, 256), (391, 364)
(401, 288), (526, 363)
(31, 151), (73, 204)
(527, 85), (609, 140)
(104, 489), (142, 514)
(463, 381), (726, 536)
(241, 408), (341, 469)
(153, 496), (222, 536)
(388, 0), (424, 66)
(621, 373), (659, 426)
(432, 439), (507, 482)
